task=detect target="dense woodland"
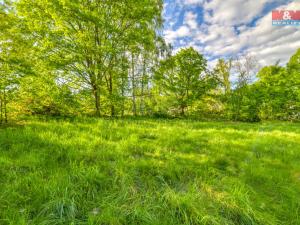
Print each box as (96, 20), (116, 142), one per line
(0, 0), (299, 123)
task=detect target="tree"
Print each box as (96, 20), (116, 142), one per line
(231, 54), (258, 120)
(214, 58), (232, 95)
(255, 65), (285, 120)
(0, 0), (33, 123)
(155, 47), (211, 116)
(17, 0), (163, 117)
(286, 49), (300, 120)
(1, 1), (299, 122)
(212, 58), (233, 119)
(255, 49), (300, 121)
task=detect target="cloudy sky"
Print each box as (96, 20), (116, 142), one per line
(163, 0), (300, 68)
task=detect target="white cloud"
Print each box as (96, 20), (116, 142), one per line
(207, 58), (219, 69)
(204, 0), (273, 26)
(164, 0), (299, 67)
(177, 26), (190, 36)
(184, 11), (198, 30)
(176, 0), (204, 6)
(164, 26), (191, 43)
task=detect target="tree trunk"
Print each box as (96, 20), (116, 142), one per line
(120, 51), (126, 118)
(180, 105), (185, 116)
(121, 75), (125, 117)
(3, 89), (7, 123)
(140, 57), (146, 116)
(131, 54), (137, 116)
(108, 73), (115, 117)
(93, 87), (101, 117)
(0, 91), (3, 124)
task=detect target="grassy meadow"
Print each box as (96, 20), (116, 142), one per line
(0, 118), (300, 225)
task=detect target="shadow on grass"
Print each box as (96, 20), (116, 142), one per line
(0, 122), (25, 129)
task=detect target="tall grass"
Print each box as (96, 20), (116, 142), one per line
(0, 118), (299, 224)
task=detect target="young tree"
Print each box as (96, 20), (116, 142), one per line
(155, 47), (211, 116)
(214, 58), (232, 95)
(212, 58), (233, 118)
(231, 54), (258, 120)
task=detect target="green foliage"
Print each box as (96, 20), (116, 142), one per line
(0, 0), (35, 122)
(15, 0), (163, 117)
(0, 118), (300, 224)
(214, 58), (232, 95)
(0, 1), (299, 121)
(17, 74), (81, 116)
(208, 50), (300, 122)
(254, 50), (300, 121)
(155, 47), (215, 116)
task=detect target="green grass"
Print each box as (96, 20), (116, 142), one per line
(0, 117), (300, 225)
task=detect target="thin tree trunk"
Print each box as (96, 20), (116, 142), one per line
(121, 74), (125, 117)
(120, 51), (126, 118)
(93, 87), (101, 117)
(3, 89), (7, 123)
(180, 105), (185, 116)
(0, 90), (3, 124)
(147, 63), (152, 115)
(131, 54), (137, 116)
(140, 57), (146, 116)
(109, 74), (115, 117)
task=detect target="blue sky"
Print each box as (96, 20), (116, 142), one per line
(163, 0), (300, 67)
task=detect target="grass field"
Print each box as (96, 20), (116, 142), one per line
(0, 118), (300, 225)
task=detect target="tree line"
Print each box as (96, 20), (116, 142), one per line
(0, 0), (299, 123)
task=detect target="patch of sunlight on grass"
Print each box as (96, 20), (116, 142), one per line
(0, 118), (299, 224)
